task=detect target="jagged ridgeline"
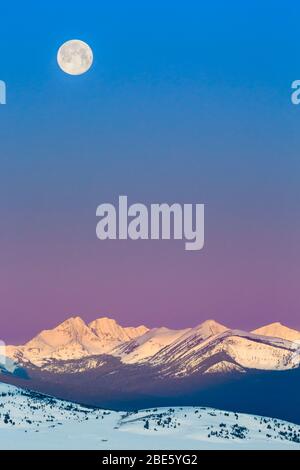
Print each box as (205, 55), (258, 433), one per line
(1, 316), (300, 423)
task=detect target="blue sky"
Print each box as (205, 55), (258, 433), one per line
(0, 1), (299, 342)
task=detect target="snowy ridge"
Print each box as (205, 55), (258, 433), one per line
(150, 329), (300, 376)
(7, 316), (148, 366)
(113, 327), (191, 364)
(252, 322), (300, 341)
(5, 317), (300, 375)
(0, 383), (299, 450)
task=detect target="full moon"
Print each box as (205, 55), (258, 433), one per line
(57, 40), (93, 75)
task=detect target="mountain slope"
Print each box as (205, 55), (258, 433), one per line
(89, 317), (148, 343)
(7, 316), (148, 366)
(150, 328), (300, 376)
(114, 320), (227, 365)
(114, 327), (191, 364)
(0, 383), (299, 450)
(252, 322), (300, 341)
(5, 317), (300, 375)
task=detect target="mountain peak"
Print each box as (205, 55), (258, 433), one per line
(193, 319), (228, 336)
(89, 316), (117, 328)
(58, 316), (86, 328)
(264, 321), (283, 328)
(200, 319), (225, 327)
(11, 315), (149, 366)
(89, 317), (149, 342)
(252, 322), (300, 341)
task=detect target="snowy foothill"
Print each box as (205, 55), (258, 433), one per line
(0, 383), (299, 450)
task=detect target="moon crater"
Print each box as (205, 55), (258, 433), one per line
(57, 40), (93, 75)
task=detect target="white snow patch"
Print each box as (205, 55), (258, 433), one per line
(0, 383), (299, 450)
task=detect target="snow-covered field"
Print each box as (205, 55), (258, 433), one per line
(0, 383), (299, 450)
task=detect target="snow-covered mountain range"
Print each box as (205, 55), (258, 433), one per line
(2, 316), (300, 425)
(5, 316), (300, 375)
(0, 382), (299, 450)
(6, 317), (148, 366)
